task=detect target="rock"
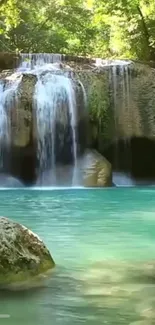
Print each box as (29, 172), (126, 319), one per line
(0, 52), (19, 70)
(0, 217), (55, 289)
(82, 149), (112, 187)
(1, 58), (155, 185)
(76, 61), (155, 153)
(11, 74), (37, 147)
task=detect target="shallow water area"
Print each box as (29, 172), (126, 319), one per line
(1, 187), (155, 324)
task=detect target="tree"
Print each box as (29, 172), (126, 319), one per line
(0, 0), (94, 54)
(1, 0), (155, 61)
(93, 0), (155, 60)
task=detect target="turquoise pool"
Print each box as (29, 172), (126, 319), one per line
(1, 188), (155, 325)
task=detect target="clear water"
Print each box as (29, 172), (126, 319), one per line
(1, 188), (155, 324)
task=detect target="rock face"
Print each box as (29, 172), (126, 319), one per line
(0, 52), (18, 70)
(76, 61), (155, 152)
(82, 150), (112, 187)
(0, 56), (155, 184)
(0, 68), (88, 183)
(11, 74), (37, 147)
(0, 217), (55, 288)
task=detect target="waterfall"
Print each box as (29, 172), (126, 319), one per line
(78, 80), (87, 108)
(18, 53), (62, 71)
(66, 78), (78, 186)
(123, 65), (132, 176)
(34, 72), (78, 185)
(113, 172), (135, 187)
(0, 74), (21, 169)
(111, 65), (118, 169)
(0, 82), (9, 165)
(109, 63), (132, 179)
(0, 53), (87, 186)
(18, 53), (82, 186)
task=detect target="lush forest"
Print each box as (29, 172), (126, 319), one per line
(0, 0), (155, 60)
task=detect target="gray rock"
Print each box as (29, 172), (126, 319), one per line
(0, 217), (55, 289)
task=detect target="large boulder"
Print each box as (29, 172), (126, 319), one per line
(82, 149), (112, 187)
(76, 61), (155, 153)
(0, 217), (55, 289)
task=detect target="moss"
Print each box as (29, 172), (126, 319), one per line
(75, 70), (114, 150)
(0, 217), (55, 288)
(75, 62), (155, 153)
(11, 74), (36, 147)
(0, 247), (55, 285)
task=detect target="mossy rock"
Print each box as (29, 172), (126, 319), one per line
(11, 74), (37, 147)
(75, 70), (115, 149)
(0, 217), (55, 289)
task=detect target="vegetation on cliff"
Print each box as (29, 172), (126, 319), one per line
(0, 0), (155, 61)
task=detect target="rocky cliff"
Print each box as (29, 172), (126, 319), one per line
(0, 53), (155, 184)
(75, 62), (155, 153)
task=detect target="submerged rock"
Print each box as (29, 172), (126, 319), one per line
(82, 149), (112, 187)
(0, 217), (55, 289)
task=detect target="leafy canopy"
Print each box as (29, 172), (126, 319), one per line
(1, 0), (155, 60)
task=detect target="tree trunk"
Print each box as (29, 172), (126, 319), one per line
(137, 5), (155, 60)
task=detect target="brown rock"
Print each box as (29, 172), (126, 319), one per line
(82, 150), (112, 187)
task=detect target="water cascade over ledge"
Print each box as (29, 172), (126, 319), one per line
(0, 73), (21, 170)
(109, 63), (132, 184)
(0, 54), (155, 186)
(34, 73), (78, 185)
(0, 53), (88, 186)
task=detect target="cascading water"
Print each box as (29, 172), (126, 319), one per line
(110, 65), (118, 169)
(0, 74), (21, 169)
(110, 63), (132, 185)
(0, 82), (8, 167)
(0, 54), (136, 187)
(19, 53), (82, 186)
(18, 53), (62, 71)
(110, 63), (132, 139)
(112, 171), (135, 186)
(34, 72), (78, 185)
(96, 59), (133, 186)
(95, 59), (132, 139)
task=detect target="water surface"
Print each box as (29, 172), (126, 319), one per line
(1, 188), (155, 325)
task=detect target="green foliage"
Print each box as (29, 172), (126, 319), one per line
(0, 0), (155, 60)
(92, 0), (155, 60)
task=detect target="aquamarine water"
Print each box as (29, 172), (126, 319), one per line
(1, 188), (155, 324)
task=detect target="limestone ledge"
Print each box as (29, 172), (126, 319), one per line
(0, 59), (155, 153)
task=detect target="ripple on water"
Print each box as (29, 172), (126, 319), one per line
(0, 188), (155, 324)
